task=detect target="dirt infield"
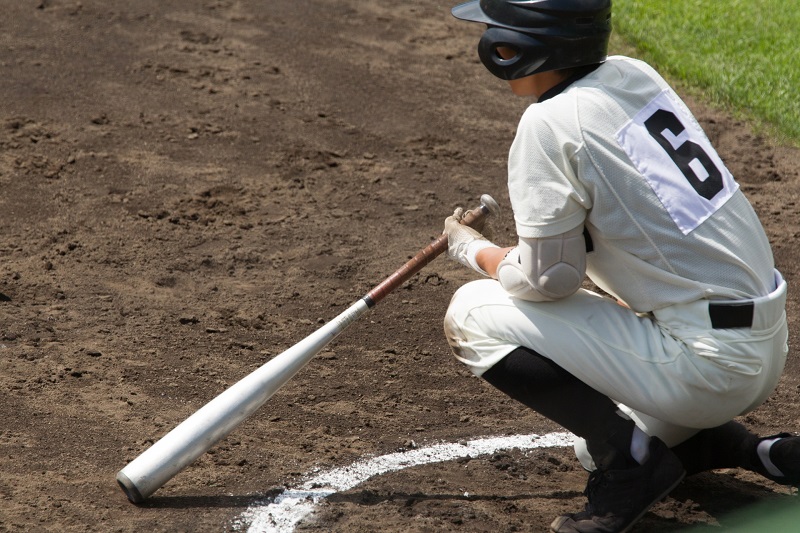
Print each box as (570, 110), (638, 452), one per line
(2, 1), (799, 531)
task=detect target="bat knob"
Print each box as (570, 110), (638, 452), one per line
(116, 471), (145, 504)
(479, 194), (500, 217)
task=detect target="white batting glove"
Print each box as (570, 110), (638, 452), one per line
(443, 207), (498, 276)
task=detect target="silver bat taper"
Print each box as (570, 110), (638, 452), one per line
(116, 194), (500, 503)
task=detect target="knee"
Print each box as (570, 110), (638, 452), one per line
(443, 280), (515, 376)
(443, 280), (491, 348)
(443, 284), (472, 352)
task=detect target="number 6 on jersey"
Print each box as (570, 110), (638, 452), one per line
(616, 90), (737, 235)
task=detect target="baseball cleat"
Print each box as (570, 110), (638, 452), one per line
(550, 437), (685, 533)
(754, 433), (800, 487)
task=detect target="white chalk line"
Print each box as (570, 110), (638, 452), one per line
(231, 432), (574, 533)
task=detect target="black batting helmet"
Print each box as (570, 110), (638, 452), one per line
(452, 0), (612, 80)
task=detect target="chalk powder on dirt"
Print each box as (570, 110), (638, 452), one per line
(233, 432), (574, 532)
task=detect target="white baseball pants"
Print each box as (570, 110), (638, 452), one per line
(444, 271), (788, 449)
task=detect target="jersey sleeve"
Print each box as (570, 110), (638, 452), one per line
(508, 101), (590, 239)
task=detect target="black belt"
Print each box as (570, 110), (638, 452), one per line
(709, 301), (755, 329)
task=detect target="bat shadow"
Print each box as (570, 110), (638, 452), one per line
(320, 472), (800, 532)
(135, 488), (283, 510)
(129, 471), (799, 531)
(326, 488), (582, 505)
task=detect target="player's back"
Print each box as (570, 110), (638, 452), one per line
(564, 56), (774, 310)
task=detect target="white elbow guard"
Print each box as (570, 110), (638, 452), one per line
(496, 226), (586, 301)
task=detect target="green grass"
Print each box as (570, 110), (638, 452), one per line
(609, 0), (800, 144)
(683, 497), (800, 531)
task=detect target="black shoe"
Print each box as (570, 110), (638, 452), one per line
(752, 433), (800, 486)
(550, 437), (685, 533)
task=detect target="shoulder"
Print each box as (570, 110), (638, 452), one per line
(515, 96), (581, 155)
(600, 55), (655, 73)
(590, 56), (670, 89)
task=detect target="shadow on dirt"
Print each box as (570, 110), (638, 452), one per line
(133, 490), (281, 510)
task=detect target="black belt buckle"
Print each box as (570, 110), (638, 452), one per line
(709, 301), (754, 329)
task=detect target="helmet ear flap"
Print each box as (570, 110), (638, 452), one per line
(478, 27), (548, 81)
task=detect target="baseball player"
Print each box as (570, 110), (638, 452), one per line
(443, 1), (796, 531)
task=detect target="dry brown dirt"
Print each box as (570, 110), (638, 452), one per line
(2, 1), (800, 532)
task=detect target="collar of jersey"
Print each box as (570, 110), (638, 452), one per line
(538, 63), (602, 103)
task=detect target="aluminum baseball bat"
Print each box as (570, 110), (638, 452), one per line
(116, 194), (500, 503)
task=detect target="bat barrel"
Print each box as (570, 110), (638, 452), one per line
(116, 194), (499, 502)
(116, 299), (371, 502)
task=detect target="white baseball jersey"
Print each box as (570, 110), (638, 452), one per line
(445, 55), (788, 446)
(507, 56), (775, 312)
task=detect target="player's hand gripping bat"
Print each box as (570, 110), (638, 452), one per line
(116, 194), (500, 503)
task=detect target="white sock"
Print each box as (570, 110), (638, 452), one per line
(757, 438), (785, 477)
(630, 426), (651, 465)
